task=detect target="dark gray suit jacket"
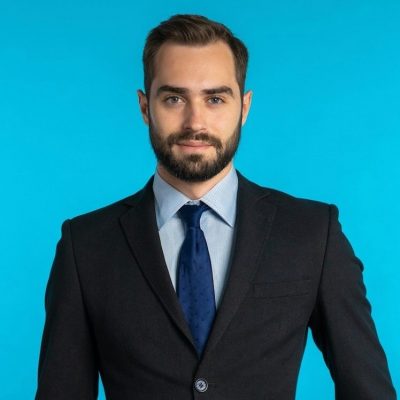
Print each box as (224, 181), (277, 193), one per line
(35, 173), (396, 399)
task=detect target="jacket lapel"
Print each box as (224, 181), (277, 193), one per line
(119, 178), (195, 348)
(119, 173), (277, 358)
(203, 173), (277, 357)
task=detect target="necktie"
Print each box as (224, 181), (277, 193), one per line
(177, 202), (216, 356)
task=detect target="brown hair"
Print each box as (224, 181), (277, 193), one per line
(142, 14), (249, 95)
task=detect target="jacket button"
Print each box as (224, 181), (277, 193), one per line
(194, 378), (208, 393)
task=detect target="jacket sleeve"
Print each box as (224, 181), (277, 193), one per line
(309, 205), (397, 399)
(35, 220), (99, 399)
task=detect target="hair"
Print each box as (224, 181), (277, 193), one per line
(142, 14), (249, 96)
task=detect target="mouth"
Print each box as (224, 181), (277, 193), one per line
(176, 140), (213, 151)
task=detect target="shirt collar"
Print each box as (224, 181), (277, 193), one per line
(153, 166), (238, 230)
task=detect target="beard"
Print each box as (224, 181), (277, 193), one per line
(149, 117), (242, 182)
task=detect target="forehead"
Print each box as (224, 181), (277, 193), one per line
(151, 41), (238, 93)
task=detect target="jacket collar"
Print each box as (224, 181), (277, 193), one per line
(120, 172), (277, 357)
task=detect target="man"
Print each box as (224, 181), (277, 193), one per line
(35, 14), (397, 399)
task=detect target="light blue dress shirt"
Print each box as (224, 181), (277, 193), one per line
(152, 167), (238, 307)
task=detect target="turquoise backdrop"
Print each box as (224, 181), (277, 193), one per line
(1, 1), (399, 398)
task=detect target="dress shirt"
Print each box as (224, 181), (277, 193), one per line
(152, 167), (238, 307)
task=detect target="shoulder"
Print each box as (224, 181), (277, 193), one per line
(238, 172), (333, 211)
(64, 178), (153, 236)
(237, 172), (338, 233)
(235, 174), (342, 258)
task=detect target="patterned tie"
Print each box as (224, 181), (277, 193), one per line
(177, 202), (216, 356)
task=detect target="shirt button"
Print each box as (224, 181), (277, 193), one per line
(194, 378), (208, 393)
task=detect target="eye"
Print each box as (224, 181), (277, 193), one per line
(164, 96), (183, 104)
(208, 96), (224, 104)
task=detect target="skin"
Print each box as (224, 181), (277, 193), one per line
(138, 40), (253, 199)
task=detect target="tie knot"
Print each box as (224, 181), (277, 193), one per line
(179, 202), (209, 228)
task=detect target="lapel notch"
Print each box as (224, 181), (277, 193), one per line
(120, 178), (195, 349)
(203, 174), (277, 357)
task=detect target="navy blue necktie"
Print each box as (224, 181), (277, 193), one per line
(177, 202), (216, 356)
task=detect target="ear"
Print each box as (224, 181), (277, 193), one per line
(137, 89), (149, 125)
(241, 90), (253, 126)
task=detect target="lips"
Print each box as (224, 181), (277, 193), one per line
(177, 140), (212, 148)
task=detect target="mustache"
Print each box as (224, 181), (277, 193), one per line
(167, 131), (222, 149)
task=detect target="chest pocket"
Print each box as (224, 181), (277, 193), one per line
(250, 279), (311, 298)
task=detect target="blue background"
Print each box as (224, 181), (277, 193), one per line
(1, 0), (399, 398)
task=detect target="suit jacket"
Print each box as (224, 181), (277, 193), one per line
(35, 173), (396, 399)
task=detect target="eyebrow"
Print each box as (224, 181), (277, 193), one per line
(156, 85), (234, 97)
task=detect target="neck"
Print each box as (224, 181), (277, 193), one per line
(157, 162), (233, 200)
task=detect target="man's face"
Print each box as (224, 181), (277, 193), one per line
(138, 40), (252, 182)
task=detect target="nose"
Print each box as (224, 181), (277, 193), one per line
(182, 102), (206, 132)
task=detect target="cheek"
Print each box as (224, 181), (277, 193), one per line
(150, 107), (181, 134)
(210, 107), (241, 136)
